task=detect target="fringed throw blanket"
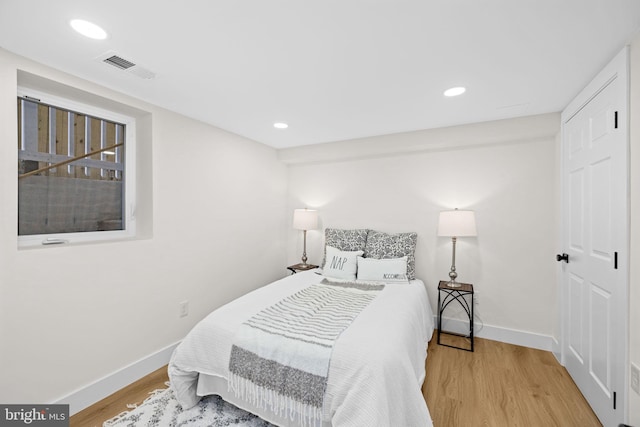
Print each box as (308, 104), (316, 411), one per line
(228, 279), (384, 426)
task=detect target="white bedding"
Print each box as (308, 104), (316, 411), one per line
(168, 270), (434, 427)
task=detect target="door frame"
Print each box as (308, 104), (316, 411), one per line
(558, 46), (630, 422)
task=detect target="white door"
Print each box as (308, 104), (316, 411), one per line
(560, 48), (628, 426)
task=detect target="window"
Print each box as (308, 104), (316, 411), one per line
(17, 89), (136, 246)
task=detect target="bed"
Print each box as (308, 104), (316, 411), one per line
(168, 229), (435, 427)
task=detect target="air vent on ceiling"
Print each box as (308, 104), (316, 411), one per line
(96, 51), (156, 80)
(104, 55), (136, 70)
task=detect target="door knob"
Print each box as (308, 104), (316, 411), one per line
(556, 253), (569, 263)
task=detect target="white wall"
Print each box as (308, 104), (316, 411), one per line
(628, 33), (640, 427)
(283, 114), (560, 346)
(0, 48), (288, 409)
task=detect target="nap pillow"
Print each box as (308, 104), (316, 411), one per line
(323, 228), (369, 266)
(364, 231), (418, 280)
(323, 245), (364, 281)
(357, 256), (409, 283)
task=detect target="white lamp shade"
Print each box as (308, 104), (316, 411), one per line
(293, 208), (318, 230)
(438, 210), (477, 237)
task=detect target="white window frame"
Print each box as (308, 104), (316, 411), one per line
(17, 87), (137, 248)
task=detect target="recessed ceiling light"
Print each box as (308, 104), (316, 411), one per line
(273, 122), (288, 129)
(444, 87), (466, 97)
(70, 19), (107, 40)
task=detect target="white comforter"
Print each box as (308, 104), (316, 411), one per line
(168, 271), (434, 427)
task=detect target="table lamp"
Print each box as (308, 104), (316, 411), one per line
(293, 208), (318, 265)
(438, 209), (477, 287)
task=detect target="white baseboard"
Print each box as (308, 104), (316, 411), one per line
(436, 316), (554, 352)
(551, 336), (561, 363)
(54, 341), (180, 416)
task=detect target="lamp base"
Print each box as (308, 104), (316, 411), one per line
(446, 280), (462, 288)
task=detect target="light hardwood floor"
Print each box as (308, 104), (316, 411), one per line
(423, 336), (602, 426)
(70, 366), (169, 427)
(71, 337), (602, 426)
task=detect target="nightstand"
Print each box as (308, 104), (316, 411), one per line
(437, 280), (474, 352)
(287, 263), (319, 275)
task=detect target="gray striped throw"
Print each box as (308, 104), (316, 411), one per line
(228, 279), (384, 426)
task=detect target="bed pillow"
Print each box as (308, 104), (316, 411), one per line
(323, 245), (364, 281)
(357, 256), (409, 283)
(323, 228), (369, 266)
(364, 231), (418, 280)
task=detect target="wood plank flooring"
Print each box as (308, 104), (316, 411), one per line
(423, 336), (602, 426)
(70, 366), (169, 427)
(71, 337), (602, 426)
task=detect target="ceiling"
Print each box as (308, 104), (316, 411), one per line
(1, 1), (639, 149)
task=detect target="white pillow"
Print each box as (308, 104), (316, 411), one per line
(323, 246), (363, 280)
(357, 256), (409, 283)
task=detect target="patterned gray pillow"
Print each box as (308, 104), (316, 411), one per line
(323, 228), (369, 267)
(363, 230), (418, 280)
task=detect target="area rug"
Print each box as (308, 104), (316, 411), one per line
(103, 386), (274, 427)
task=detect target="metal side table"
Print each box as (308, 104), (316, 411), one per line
(437, 280), (474, 352)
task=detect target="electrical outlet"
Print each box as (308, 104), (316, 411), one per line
(632, 363), (640, 395)
(179, 300), (189, 318)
